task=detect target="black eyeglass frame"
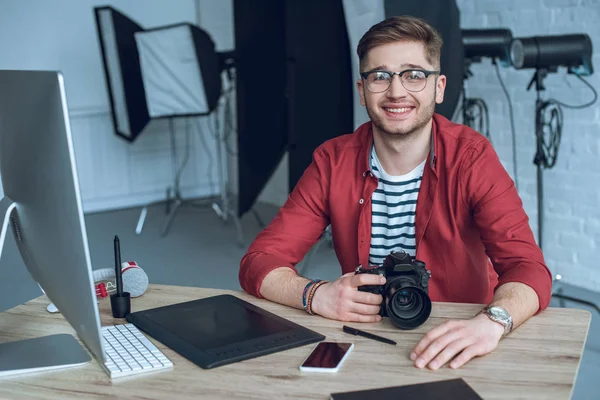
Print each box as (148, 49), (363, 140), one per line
(360, 68), (440, 93)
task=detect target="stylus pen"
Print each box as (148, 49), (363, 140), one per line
(343, 325), (397, 345)
(114, 235), (123, 296)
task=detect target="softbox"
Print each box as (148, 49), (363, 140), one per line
(94, 6), (150, 142)
(94, 7), (223, 142)
(135, 24), (222, 118)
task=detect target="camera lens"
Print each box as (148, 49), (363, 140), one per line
(385, 282), (432, 330)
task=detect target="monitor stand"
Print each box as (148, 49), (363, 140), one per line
(0, 196), (91, 377)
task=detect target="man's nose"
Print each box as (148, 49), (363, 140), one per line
(386, 75), (408, 99)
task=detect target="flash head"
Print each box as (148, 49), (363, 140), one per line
(462, 28), (513, 66)
(510, 34), (593, 75)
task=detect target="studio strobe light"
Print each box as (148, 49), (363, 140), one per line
(510, 34), (593, 75)
(508, 33), (596, 251)
(460, 29), (515, 176)
(508, 32), (600, 315)
(463, 28), (513, 66)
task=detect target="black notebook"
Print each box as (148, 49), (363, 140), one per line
(330, 378), (483, 400)
(126, 294), (325, 369)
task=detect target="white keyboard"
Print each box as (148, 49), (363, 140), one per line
(101, 323), (173, 378)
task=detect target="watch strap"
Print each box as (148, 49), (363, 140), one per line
(481, 306), (513, 337)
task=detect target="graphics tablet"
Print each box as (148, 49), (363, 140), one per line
(126, 294), (325, 369)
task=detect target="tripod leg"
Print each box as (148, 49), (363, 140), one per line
(231, 210), (244, 248)
(251, 208), (266, 229)
(555, 286), (566, 308)
(161, 198), (182, 237)
(135, 206), (148, 235)
(537, 164), (544, 250)
(165, 187), (172, 215)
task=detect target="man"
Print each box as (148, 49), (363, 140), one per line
(239, 16), (552, 370)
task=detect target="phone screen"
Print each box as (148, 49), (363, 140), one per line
(301, 342), (353, 369)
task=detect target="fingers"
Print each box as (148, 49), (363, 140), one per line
(412, 326), (461, 369)
(410, 317), (501, 370)
(450, 344), (484, 369)
(350, 273), (385, 288)
(427, 338), (472, 370)
(352, 290), (383, 306)
(349, 302), (381, 315)
(411, 321), (455, 361)
(345, 312), (382, 323)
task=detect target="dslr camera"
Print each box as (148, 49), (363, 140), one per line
(356, 251), (432, 330)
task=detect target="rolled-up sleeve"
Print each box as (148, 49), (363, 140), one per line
(460, 139), (553, 311)
(239, 147), (331, 298)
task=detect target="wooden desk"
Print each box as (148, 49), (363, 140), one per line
(0, 285), (590, 400)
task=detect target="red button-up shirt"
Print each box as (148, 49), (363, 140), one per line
(239, 114), (552, 311)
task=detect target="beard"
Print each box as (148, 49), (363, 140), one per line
(366, 89), (437, 138)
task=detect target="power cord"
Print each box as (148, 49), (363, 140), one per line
(536, 94), (563, 170)
(549, 72), (598, 109)
(493, 60), (519, 192)
(464, 97), (490, 141)
(195, 116), (216, 195)
(535, 72), (597, 170)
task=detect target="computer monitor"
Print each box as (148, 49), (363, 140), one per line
(0, 70), (106, 375)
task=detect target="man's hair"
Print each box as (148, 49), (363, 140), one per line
(357, 16), (443, 70)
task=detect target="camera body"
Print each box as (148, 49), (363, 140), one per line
(357, 251), (432, 330)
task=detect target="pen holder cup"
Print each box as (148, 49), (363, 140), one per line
(110, 292), (131, 318)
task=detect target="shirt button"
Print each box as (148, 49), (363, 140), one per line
(359, 199), (364, 204)
(362, 172), (367, 177)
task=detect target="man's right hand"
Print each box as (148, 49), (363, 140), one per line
(311, 272), (385, 322)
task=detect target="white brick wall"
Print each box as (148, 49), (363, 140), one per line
(456, 0), (600, 292)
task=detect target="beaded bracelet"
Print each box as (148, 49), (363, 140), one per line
(306, 280), (328, 315)
(302, 279), (321, 309)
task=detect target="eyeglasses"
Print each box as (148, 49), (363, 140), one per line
(360, 69), (440, 93)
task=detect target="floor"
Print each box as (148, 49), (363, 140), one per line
(0, 201), (597, 399)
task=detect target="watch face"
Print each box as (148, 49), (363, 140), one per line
(489, 307), (509, 319)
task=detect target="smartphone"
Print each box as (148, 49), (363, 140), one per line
(299, 342), (354, 372)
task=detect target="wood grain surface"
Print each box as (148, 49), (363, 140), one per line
(0, 284), (591, 400)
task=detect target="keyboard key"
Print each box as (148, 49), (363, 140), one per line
(101, 324), (173, 378)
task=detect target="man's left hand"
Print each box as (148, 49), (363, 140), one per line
(410, 313), (505, 370)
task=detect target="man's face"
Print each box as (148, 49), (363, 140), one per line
(357, 41), (446, 138)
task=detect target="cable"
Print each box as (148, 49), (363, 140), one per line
(193, 70), (239, 198)
(464, 98), (490, 141)
(537, 97), (563, 170)
(174, 118), (192, 191)
(195, 116), (216, 195)
(535, 71), (597, 170)
(493, 61), (519, 192)
(221, 82), (238, 156)
(548, 73), (598, 109)
(452, 90), (464, 123)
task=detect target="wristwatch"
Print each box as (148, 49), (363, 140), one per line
(480, 306), (513, 337)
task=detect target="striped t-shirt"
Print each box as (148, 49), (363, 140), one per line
(369, 146), (425, 266)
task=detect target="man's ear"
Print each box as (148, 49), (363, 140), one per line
(435, 74), (446, 104)
(357, 79), (366, 107)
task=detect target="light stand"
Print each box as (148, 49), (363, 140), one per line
(461, 59), (490, 139)
(135, 57), (244, 246)
(526, 67), (554, 251)
(204, 59), (244, 245)
(526, 68), (600, 314)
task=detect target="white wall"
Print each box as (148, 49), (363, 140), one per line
(0, 0), (220, 212)
(456, 0), (600, 292)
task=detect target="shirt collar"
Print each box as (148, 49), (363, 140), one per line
(362, 120), (438, 176)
